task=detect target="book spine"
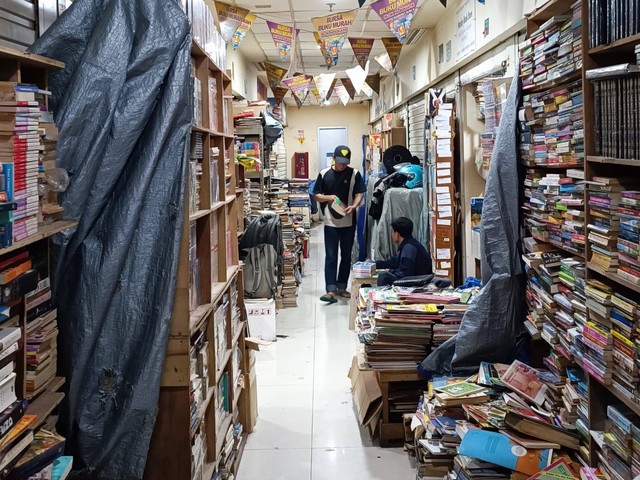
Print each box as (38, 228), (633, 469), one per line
(0, 401), (25, 442)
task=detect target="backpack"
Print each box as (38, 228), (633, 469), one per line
(240, 213), (283, 282)
(242, 244), (277, 299)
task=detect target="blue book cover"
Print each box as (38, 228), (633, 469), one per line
(52, 456), (73, 480)
(459, 430), (552, 476)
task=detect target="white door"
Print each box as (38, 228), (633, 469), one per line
(317, 127), (348, 172)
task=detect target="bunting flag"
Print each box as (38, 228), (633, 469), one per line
(215, 2), (250, 43)
(365, 73), (381, 94)
(267, 21), (298, 61)
(375, 52), (394, 74)
(272, 86), (289, 104)
(265, 62), (287, 90)
(439, 0), (446, 6)
(345, 61), (369, 94)
(335, 85), (350, 106)
(371, 0), (417, 43)
(314, 73), (336, 101)
(314, 31), (334, 68)
(311, 88), (322, 103)
(341, 78), (356, 100)
(284, 29), (300, 79)
(233, 12), (256, 49)
(382, 36), (403, 71)
(359, 0), (367, 6)
(326, 78), (338, 101)
(282, 74), (313, 109)
(312, 9), (358, 66)
(348, 38), (375, 69)
(362, 83), (374, 99)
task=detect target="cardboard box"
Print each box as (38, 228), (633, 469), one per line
(348, 356), (383, 431)
(245, 299), (276, 341)
(382, 112), (401, 130)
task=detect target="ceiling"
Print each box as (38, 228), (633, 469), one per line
(208, 0), (448, 104)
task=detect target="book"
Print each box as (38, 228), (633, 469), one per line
(0, 429), (33, 472)
(504, 412), (581, 449)
(499, 429), (561, 450)
(51, 456), (72, 480)
(501, 360), (548, 406)
(11, 430), (65, 479)
(433, 382), (487, 398)
(459, 430), (553, 475)
(0, 401), (26, 443)
(529, 458), (578, 480)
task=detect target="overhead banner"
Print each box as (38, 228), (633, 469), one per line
(362, 83), (374, 98)
(359, 0), (366, 5)
(312, 9), (358, 66)
(267, 21), (298, 61)
(326, 78), (338, 101)
(265, 62), (287, 89)
(335, 85), (350, 106)
(311, 88), (322, 103)
(365, 73), (381, 94)
(348, 38), (375, 69)
(233, 12), (256, 49)
(370, 0), (417, 43)
(314, 73), (336, 101)
(272, 86), (289, 103)
(282, 74), (313, 108)
(314, 31), (334, 68)
(375, 52), (394, 74)
(382, 36), (403, 71)
(341, 78), (356, 100)
(346, 61), (369, 94)
(215, 2), (250, 43)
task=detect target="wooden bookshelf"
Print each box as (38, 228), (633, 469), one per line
(588, 31), (640, 55)
(144, 31), (250, 480)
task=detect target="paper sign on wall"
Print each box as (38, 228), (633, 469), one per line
(267, 21), (298, 61)
(456, 0), (476, 61)
(371, 0), (417, 44)
(215, 2), (250, 43)
(232, 12), (255, 50)
(312, 10), (358, 66)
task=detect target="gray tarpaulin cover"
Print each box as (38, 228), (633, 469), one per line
(28, 0), (191, 477)
(421, 78), (527, 377)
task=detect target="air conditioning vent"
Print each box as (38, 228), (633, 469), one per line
(253, 62), (266, 72)
(406, 28), (427, 45)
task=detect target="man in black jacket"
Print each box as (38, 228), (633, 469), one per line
(376, 217), (432, 287)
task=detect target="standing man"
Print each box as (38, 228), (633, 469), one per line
(314, 145), (366, 304)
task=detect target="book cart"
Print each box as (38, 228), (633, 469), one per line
(522, 0), (640, 475)
(144, 16), (251, 480)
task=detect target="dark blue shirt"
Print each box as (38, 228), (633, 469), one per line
(376, 236), (432, 278)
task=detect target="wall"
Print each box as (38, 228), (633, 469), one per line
(227, 48), (258, 100)
(283, 104), (370, 178)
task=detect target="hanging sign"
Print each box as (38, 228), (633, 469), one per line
(312, 9), (358, 66)
(370, 0), (417, 44)
(314, 31), (334, 68)
(282, 74), (313, 108)
(267, 21), (298, 61)
(314, 73), (336, 101)
(348, 38), (375, 69)
(359, 0), (367, 5)
(375, 52), (394, 74)
(382, 37), (403, 72)
(284, 30), (300, 79)
(341, 78), (356, 100)
(334, 85), (350, 106)
(439, 0), (447, 6)
(326, 78), (338, 101)
(346, 61), (369, 94)
(456, 0), (476, 60)
(362, 83), (374, 98)
(215, 2), (250, 43)
(365, 73), (381, 94)
(272, 86), (289, 103)
(265, 63), (287, 90)
(233, 12), (256, 49)
(311, 88), (322, 104)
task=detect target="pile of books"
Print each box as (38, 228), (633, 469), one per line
(520, 3), (582, 90)
(523, 170), (585, 255)
(609, 292), (639, 399)
(475, 80), (507, 172)
(588, 0), (640, 48)
(519, 80), (584, 168)
(247, 179), (263, 216)
(189, 132), (204, 215)
(189, 325), (209, 436)
(581, 280), (614, 385)
(25, 308), (58, 399)
(183, 0), (226, 69)
(616, 190), (640, 284)
(593, 405), (640, 480)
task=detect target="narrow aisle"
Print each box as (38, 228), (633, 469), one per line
(238, 226), (414, 480)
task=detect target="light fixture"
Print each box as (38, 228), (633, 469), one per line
(254, 4), (271, 8)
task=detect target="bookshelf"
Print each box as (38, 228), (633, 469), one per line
(522, 0), (640, 473)
(144, 4), (251, 476)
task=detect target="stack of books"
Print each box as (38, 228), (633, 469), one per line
(580, 280), (613, 385)
(247, 179), (263, 216)
(587, 177), (626, 272)
(609, 293), (639, 399)
(25, 308), (58, 398)
(189, 324), (209, 436)
(588, 0), (640, 48)
(617, 190), (640, 284)
(593, 405), (640, 480)
(188, 222), (199, 311)
(189, 133), (204, 215)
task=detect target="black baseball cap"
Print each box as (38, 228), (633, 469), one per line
(333, 145), (351, 164)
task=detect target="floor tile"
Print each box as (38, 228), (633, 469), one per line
(239, 448), (311, 480)
(310, 446), (413, 480)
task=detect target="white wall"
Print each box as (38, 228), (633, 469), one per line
(283, 104), (370, 178)
(228, 48), (259, 100)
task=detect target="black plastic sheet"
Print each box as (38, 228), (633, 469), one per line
(421, 77), (528, 377)
(28, 0), (192, 477)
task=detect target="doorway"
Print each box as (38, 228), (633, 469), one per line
(317, 126), (348, 172)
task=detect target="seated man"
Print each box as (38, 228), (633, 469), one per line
(376, 217), (433, 287)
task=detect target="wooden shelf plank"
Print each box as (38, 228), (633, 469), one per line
(192, 124), (212, 134)
(233, 321), (246, 345)
(191, 40), (228, 78)
(0, 220), (77, 257)
(587, 262), (640, 295)
(26, 392), (65, 430)
(523, 163), (583, 169)
(548, 240), (585, 259)
(189, 209), (210, 222)
(190, 388), (216, 439)
(211, 201), (226, 212)
(0, 45), (64, 69)
(215, 350), (233, 384)
(215, 415), (233, 457)
(232, 433), (248, 475)
(586, 155), (640, 166)
(523, 70), (581, 93)
(588, 32), (640, 55)
(588, 371), (640, 417)
(189, 303), (214, 334)
(526, 0), (574, 24)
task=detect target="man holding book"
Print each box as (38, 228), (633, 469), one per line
(313, 145), (366, 304)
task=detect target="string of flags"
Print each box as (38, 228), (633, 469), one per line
(214, 0), (484, 107)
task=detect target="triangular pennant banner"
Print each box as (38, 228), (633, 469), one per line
(265, 63), (288, 90)
(314, 73), (336, 101)
(348, 38), (375, 69)
(272, 86), (289, 103)
(345, 61), (369, 94)
(375, 52), (394, 74)
(362, 83), (374, 99)
(439, 0), (446, 6)
(233, 12), (255, 50)
(341, 78), (356, 100)
(267, 21), (297, 61)
(311, 89), (322, 103)
(326, 78), (338, 101)
(370, 0), (417, 43)
(312, 9), (358, 66)
(215, 2), (250, 43)
(314, 31), (334, 68)
(282, 74), (313, 109)
(284, 29), (300, 79)
(359, 0), (367, 6)
(334, 85), (350, 106)
(365, 73), (381, 94)
(382, 37), (403, 71)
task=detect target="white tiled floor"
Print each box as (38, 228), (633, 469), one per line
(238, 227), (415, 480)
